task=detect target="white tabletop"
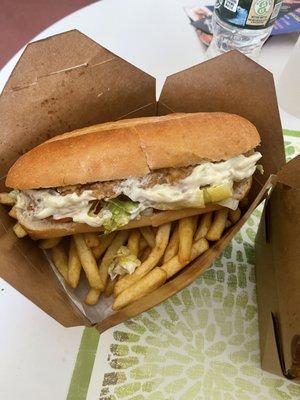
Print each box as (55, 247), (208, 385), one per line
(0, 1), (298, 399)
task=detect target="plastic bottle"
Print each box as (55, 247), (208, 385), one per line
(207, 0), (283, 60)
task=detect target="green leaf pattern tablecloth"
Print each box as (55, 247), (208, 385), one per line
(68, 133), (300, 400)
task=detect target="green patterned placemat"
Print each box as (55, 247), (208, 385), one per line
(67, 133), (300, 400)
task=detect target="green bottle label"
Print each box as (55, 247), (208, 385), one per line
(215, 0), (283, 29)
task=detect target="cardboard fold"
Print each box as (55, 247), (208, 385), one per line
(3, 30), (103, 92)
(277, 154), (300, 188)
(256, 155), (300, 381)
(0, 30), (156, 183)
(0, 208), (89, 327)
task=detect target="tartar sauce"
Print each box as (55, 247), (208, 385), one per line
(14, 152), (261, 226)
(15, 189), (113, 227)
(120, 152), (262, 206)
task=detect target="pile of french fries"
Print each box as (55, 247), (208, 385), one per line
(1, 192), (242, 311)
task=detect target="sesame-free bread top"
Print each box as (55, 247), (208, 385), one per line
(6, 112), (260, 190)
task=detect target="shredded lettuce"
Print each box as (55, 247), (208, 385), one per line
(9, 190), (19, 200)
(99, 198), (141, 233)
(257, 164), (264, 174)
(108, 246), (141, 280)
(217, 197), (239, 210)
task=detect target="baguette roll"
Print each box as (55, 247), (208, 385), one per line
(6, 112), (260, 238)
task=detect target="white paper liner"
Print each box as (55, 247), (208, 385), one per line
(45, 250), (114, 324)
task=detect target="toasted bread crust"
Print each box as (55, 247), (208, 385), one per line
(6, 112), (260, 190)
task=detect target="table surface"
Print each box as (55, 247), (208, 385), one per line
(0, 1), (299, 399)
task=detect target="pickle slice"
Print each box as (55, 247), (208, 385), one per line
(204, 183), (233, 203)
(148, 184), (233, 211)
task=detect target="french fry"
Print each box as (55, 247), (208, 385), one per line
(68, 238), (82, 288)
(141, 246), (151, 263)
(161, 238), (209, 279)
(206, 209), (229, 241)
(194, 212), (213, 241)
(86, 231), (129, 304)
(228, 207), (241, 224)
(0, 192), (15, 206)
(85, 288), (101, 305)
(225, 219), (232, 228)
(178, 216), (198, 265)
(99, 230), (129, 288)
(114, 223), (171, 296)
(51, 243), (69, 281)
(127, 229), (141, 257)
(73, 234), (103, 290)
(86, 277), (117, 304)
(8, 207), (17, 219)
(104, 278), (117, 297)
(92, 232), (116, 259)
(113, 267), (167, 311)
(140, 226), (156, 248)
(163, 224), (179, 263)
(40, 237), (62, 250)
(138, 237), (148, 258)
(84, 232), (101, 249)
(12, 223), (27, 238)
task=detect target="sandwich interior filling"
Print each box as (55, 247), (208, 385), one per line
(11, 152), (262, 232)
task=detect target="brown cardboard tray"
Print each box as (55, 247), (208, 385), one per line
(0, 30), (285, 333)
(256, 155), (300, 381)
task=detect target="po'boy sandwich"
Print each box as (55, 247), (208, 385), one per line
(5, 112), (262, 238)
